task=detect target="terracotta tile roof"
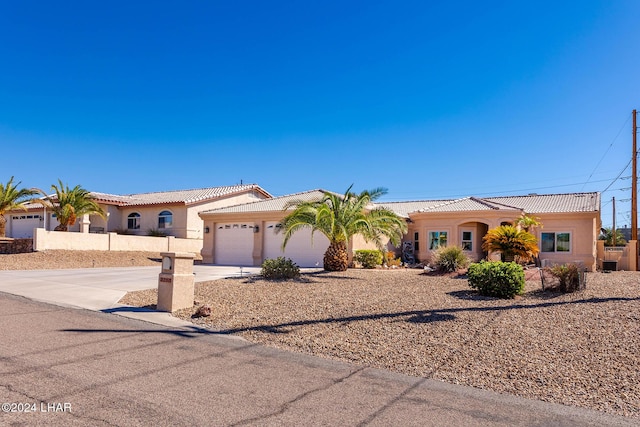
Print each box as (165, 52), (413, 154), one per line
(376, 200), (452, 218)
(378, 192), (600, 216)
(200, 189), (331, 214)
(119, 184), (271, 206)
(484, 193), (600, 213)
(89, 192), (135, 206)
(9, 185), (272, 211)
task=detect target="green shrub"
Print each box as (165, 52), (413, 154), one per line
(467, 261), (525, 298)
(260, 257), (300, 280)
(354, 250), (383, 269)
(431, 245), (469, 272)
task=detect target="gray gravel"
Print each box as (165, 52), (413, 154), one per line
(120, 268), (640, 420)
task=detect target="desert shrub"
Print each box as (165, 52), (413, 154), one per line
(147, 228), (168, 237)
(260, 257), (300, 280)
(467, 261), (525, 298)
(384, 251), (402, 267)
(545, 263), (583, 293)
(431, 245), (469, 272)
(354, 250), (383, 269)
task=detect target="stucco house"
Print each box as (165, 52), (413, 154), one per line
(200, 190), (601, 270)
(379, 192), (601, 271)
(5, 184), (272, 240)
(198, 189), (380, 267)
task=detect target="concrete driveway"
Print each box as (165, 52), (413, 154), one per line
(0, 264), (260, 312)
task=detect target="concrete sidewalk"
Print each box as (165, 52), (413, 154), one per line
(1, 293), (636, 426)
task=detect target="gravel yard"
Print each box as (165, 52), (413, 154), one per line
(0, 250), (200, 270)
(120, 268), (640, 419)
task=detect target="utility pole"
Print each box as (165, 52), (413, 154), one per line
(613, 196), (616, 245)
(632, 109), (638, 242)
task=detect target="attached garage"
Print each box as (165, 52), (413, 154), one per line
(9, 215), (42, 238)
(213, 223), (255, 266)
(263, 221), (329, 268)
(199, 190), (369, 268)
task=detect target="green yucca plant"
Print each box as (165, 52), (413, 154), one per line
(482, 225), (539, 262)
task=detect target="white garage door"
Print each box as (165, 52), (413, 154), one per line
(263, 221), (329, 268)
(10, 215), (42, 238)
(214, 223), (255, 266)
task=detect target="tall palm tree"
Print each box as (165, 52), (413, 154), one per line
(482, 225), (539, 262)
(0, 177), (38, 237)
(38, 180), (106, 231)
(280, 186), (407, 271)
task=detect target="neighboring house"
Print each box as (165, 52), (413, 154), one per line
(4, 185), (272, 240)
(379, 192), (601, 271)
(198, 190), (380, 267)
(200, 190), (601, 270)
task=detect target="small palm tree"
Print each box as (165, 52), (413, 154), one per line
(281, 186), (407, 271)
(38, 180), (106, 231)
(0, 177), (38, 237)
(598, 227), (626, 247)
(514, 213), (542, 233)
(482, 225), (539, 262)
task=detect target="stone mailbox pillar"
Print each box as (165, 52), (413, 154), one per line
(157, 252), (195, 312)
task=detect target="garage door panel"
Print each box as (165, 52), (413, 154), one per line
(214, 223), (254, 266)
(10, 215), (42, 238)
(263, 222), (328, 268)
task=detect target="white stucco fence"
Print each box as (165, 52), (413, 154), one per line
(33, 229), (203, 254)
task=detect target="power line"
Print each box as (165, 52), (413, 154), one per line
(581, 113), (632, 191)
(601, 159), (632, 193)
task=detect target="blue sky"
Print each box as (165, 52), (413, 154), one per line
(1, 1), (639, 228)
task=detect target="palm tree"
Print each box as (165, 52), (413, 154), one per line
(482, 225), (539, 262)
(0, 177), (38, 237)
(514, 213), (542, 233)
(37, 180), (106, 231)
(280, 186), (407, 271)
(598, 227), (626, 247)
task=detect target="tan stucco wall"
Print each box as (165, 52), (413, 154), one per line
(530, 213), (599, 271)
(186, 191), (267, 239)
(119, 191), (268, 239)
(33, 229), (202, 254)
(119, 204), (188, 237)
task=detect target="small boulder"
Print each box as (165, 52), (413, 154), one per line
(193, 305), (212, 318)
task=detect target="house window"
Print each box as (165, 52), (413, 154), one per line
(462, 231), (472, 251)
(429, 231), (447, 250)
(414, 232), (419, 252)
(158, 210), (173, 229)
(541, 232), (571, 252)
(127, 213), (141, 230)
